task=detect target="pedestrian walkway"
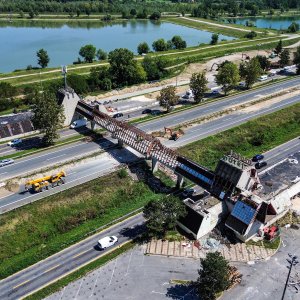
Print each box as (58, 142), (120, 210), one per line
(145, 239), (276, 262)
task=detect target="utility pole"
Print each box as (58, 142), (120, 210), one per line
(61, 65), (68, 88)
(281, 254), (298, 300)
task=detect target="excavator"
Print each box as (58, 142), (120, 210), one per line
(24, 170), (66, 193)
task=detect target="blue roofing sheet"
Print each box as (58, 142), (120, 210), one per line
(231, 201), (256, 225)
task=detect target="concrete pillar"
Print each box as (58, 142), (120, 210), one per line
(117, 139), (124, 148)
(152, 157), (159, 173)
(176, 174), (184, 188)
(90, 120), (96, 131)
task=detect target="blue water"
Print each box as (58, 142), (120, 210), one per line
(0, 20), (234, 73)
(233, 16), (300, 30)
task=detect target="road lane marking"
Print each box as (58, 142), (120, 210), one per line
(13, 280), (30, 289)
(46, 154), (66, 161)
(42, 264), (60, 274)
(73, 249), (90, 258)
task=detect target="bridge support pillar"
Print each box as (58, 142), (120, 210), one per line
(176, 174), (184, 189)
(152, 157), (159, 173)
(90, 120), (96, 131)
(117, 139), (124, 148)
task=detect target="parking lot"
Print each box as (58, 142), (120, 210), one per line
(46, 245), (199, 300)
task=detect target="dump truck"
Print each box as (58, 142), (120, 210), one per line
(24, 170), (66, 193)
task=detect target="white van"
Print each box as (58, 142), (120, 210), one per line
(259, 75), (268, 81)
(70, 119), (87, 129)
(98, 236), (118, 249)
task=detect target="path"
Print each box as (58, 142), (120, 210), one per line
(180, 16), (263, 33)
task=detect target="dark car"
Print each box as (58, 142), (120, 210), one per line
(151, 110), (161, 116)
(142, 109), (152, 114)
(113, 113), (123, 118)
(255, 161), (267, 169)
(252, 154), (264, 162)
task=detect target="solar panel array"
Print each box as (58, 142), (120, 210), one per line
(231, 201), (256, 225)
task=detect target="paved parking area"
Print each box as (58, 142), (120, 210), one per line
(46, 245), (199, 300)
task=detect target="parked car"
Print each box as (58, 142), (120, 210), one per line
(252, 154), (264, 162)
(0, 158), (14, 167)
(70, 119), (87, 129)
(182, 89), (194, 99)
(255, 161), (267, 169)
(7, 138), (22, 146)
(142, 109), (152, 114)
(151, 110), (161, 116)
(182, 188), (195, 198)
(98, 236), (118, 249)
(113, 113), (123, 118)
(211, 90), (219, 95)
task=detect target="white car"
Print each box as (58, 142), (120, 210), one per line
(98, 236), (118, 249)
(7, 138), (22, 146)
(0, 158), (14, 167)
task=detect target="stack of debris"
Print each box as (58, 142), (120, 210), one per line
(228, 266), (242, 287)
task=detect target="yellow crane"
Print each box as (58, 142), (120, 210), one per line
(24, 170), (66, 193)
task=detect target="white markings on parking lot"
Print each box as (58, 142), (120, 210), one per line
(108, 258), (118, 286)
(89, 271), (101, 298)
(125, 250), (133, 276)
(74, 278), (83, 299)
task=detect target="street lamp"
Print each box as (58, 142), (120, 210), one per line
(281, 254), (299, 300)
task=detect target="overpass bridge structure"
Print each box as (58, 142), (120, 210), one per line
(76, 100), (215, 190)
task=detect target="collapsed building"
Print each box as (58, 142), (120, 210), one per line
(178, 151), (300, 242)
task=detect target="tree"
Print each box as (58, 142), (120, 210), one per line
(142, 56), (168, 80)
(279, 49), (290, 67)
(29, 9), (34, 19)
(195, 252), (230, 300)
(137, 42), (150, 55)
(149, 11), (161, 20)
(287, 22), (299, 33)
(157, 86), (179, 112)
(19, 10), (24, 18)
(171, 35), (187, 49)
(88, 66), (111, 91)
(143, 195), (186, 238)
(243, 57), (262, 88)
(293, 46), (300, 75)
(215, 61), (240, 95)
(0, 82), (17, 98)
(244, 31), (257, 39)
(256, 55), (271, 71)
(190, 72), (208, 103)
(76, 9), (81, 17)
(96, 49), (107, 61)
(152, 38), (168, 52)
(210, 33), (219, 45)
(31, 91), (65, 146)
(137, 9), (148, 19)
(274, 40), (283, 55)
(108, 48), (146, 87)
(36, 49), (50, 68)
(79, 44), (96, 63)
(67, 74), (89, 94)
(130, 8), (137, 17)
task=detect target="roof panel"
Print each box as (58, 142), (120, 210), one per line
(231, 201), (256, 225)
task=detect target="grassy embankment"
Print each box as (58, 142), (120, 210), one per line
(178, 102), (300, 170)
(0, 171), (161, 279)
(165, 17), (273, 38)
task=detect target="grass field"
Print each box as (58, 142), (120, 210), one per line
(0, 171), (161, 279)
(178, 102), (300, 170)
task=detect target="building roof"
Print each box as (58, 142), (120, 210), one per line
(225, 214), (249, 235)
(231, 200), (257, 225)
(178, 205), (204, 235)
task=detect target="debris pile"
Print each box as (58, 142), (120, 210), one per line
(228, 266), (242, 287)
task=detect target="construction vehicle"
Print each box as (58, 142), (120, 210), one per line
(164, 127), (184, 141)
(24, 170), (66, 193)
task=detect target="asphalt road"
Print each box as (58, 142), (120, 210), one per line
(0, 140), (299, 299)
(0, 214), (146, 300)
(1, 76), (300, 181)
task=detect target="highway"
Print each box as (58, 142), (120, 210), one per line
(0, 213), (146, 300)
(1, 76), (300, 181)
(0, 137), (299, 299)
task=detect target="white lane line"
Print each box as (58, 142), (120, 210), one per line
(89, 271), (101, 298)
(46, 154), (65, 161)
(108, 258), (118, 286)
(0, 164), (117, 210)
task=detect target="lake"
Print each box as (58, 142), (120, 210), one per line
(232, 16), (300, 30)
(0, 20), (234, 73)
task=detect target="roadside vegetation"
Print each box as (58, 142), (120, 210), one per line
(178, 102), (300, 170)
(0, 171), (161, 279)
